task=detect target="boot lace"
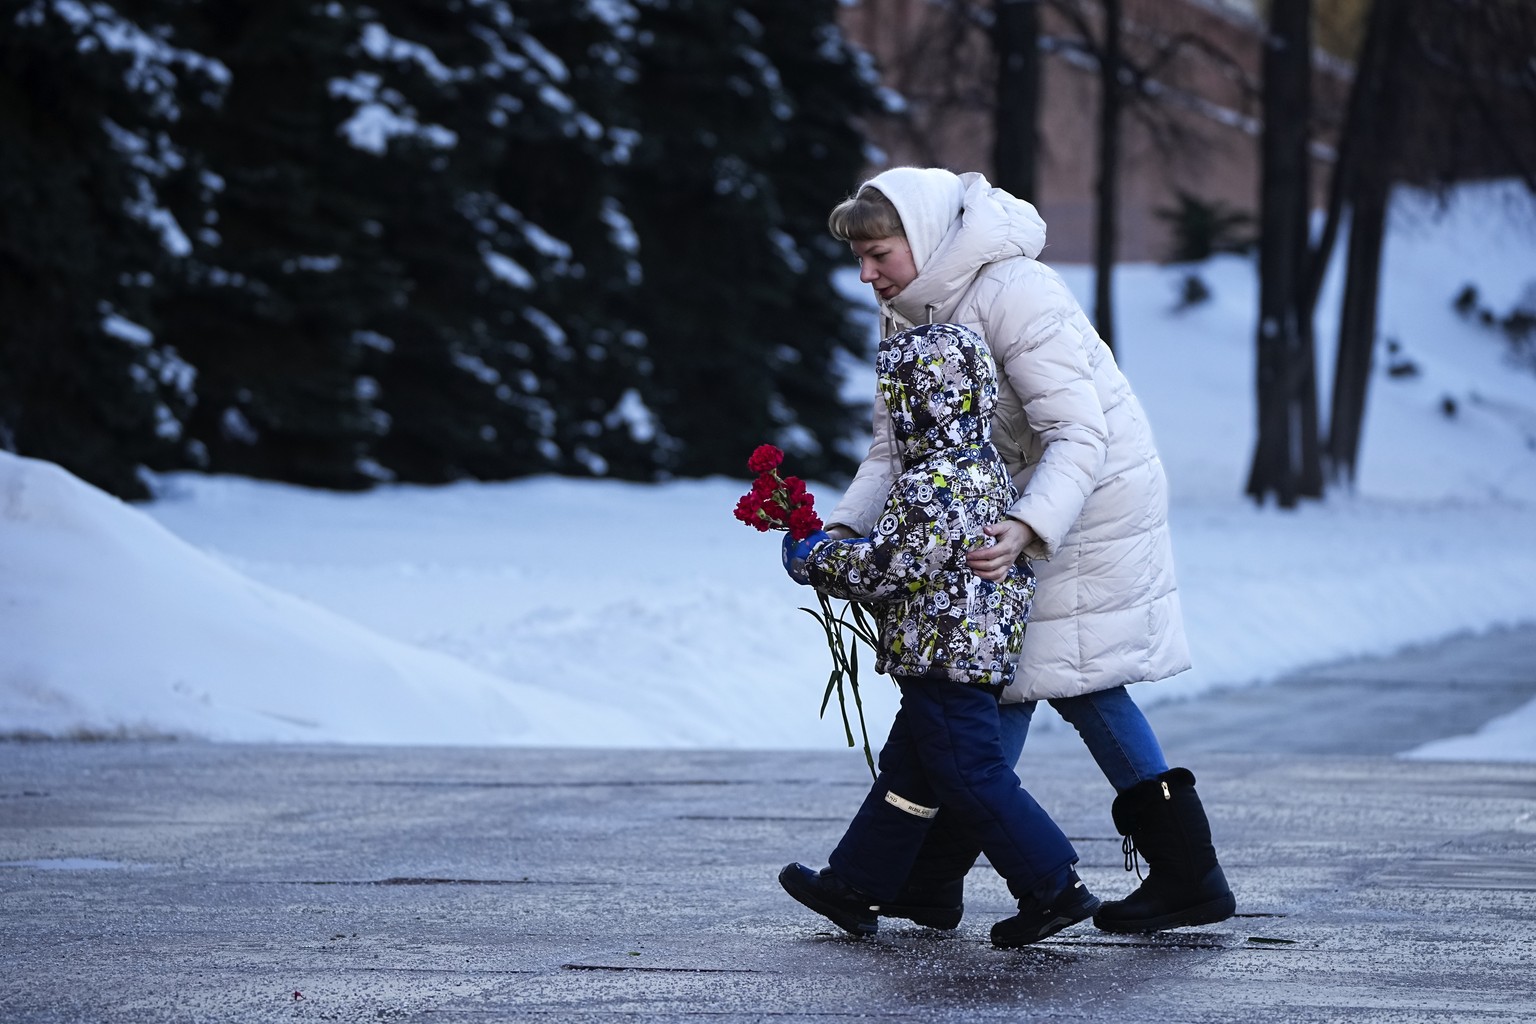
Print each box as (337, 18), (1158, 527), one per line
(1121, 835), (1145, 880)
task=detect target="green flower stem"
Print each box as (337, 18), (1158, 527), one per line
(801, 593), (879, 779)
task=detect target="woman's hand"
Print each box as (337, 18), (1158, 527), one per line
(967, 519), (1034, 581)
(825, 524), (857, 541)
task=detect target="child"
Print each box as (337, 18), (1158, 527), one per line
(778, 322), (1099, 948)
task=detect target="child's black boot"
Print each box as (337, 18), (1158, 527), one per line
(778, 863), (878, 936)
(880, 877), (964, 930)
(990, 869), (1100, 948)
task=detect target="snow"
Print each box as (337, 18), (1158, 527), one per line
(328, 73), (458, 154)
(2, 181), (1534, 760)
(482, 249), (534, 289)
(359, 22), (469, 84)
(101, 312), (153, 346)
(27, 0), (232, 108)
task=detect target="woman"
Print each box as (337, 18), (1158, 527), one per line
(818, 166), (1234, 935)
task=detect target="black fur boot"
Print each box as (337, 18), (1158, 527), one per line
(1092, 768), (1236, 933)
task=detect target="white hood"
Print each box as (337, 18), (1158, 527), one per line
(862, 169), (1048, 327)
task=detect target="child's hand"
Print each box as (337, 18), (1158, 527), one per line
(782, 530), (831, 585)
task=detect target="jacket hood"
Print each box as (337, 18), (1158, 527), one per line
(876, 323), (998, 464)
(862, 170), (1048, 327)
(858, 167), (968, 273)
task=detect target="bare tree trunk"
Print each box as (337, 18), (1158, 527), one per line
(1093, 0), (1122, 352)
(1304, 0), (1387, 320)
(1296, 283), (1325, 498)
(1247, 0), (1313, 507)
(1328, 181), (1388, 482)
(1327, 0), (1409, 483)
(993, 0), (1042, 201)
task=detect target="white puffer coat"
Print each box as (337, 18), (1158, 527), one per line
(826, 169), (1190, 701)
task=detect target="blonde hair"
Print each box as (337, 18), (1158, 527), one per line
(827, 186), (905, 242)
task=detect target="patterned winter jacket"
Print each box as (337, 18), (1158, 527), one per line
(804, 323), (1035, 689)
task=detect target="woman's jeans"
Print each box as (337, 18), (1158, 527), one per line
(826, 677), (1077, 903)
(1004, 685), (1169, 793)
(887, 685), (1169, 894)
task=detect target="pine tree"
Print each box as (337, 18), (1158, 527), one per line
(354, 0), (659, 482)
(0, 0), (216, 497)
(148, 0), (387, 490)
(620, 0), (883, 482)
(329, 0), (541, 484)
(745, 0), (888, 474)
(492, 0), (664, 481)
(2, 0), (888, 493)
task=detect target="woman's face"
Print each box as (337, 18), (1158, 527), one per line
(851, 236), (917, 302)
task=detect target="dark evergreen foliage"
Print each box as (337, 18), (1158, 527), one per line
(0, 0), (882, 496)
(475, 0), (661, 481)
(146, 0), (384, 489)
(0, 0), (218, 497)
(621, 0), (880, 481)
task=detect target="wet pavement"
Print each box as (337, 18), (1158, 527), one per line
(2, 626), (1535, 1023)
(1136, 624), (1536, 757)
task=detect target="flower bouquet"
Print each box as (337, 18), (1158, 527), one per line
(735, 444), (878, 775)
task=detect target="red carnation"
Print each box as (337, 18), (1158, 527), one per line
(733, 445), (819, 536)
(788, 504), (823, 540)
(747, 444), (784, 474)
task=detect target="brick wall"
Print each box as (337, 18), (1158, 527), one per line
(838, 0), (1350, 263)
